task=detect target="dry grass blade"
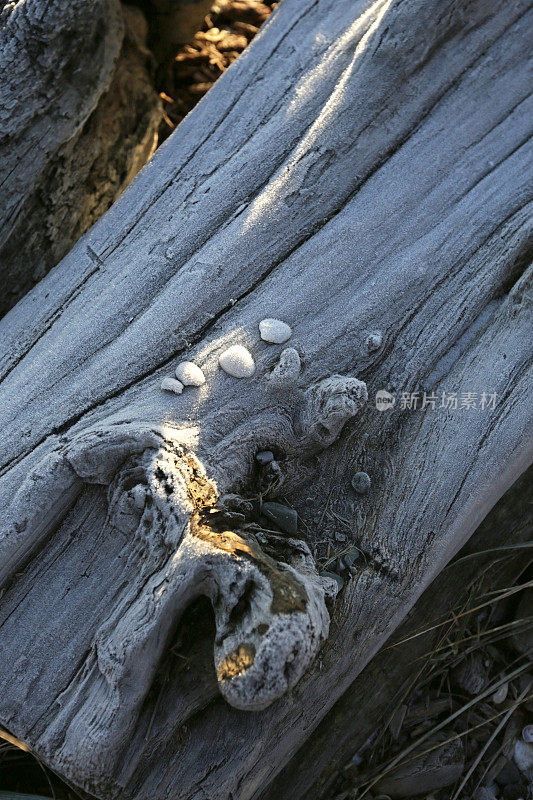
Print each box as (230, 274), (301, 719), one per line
(447, 541), (533, 566)
(411, 615), (533, 663)
(0, 729), (29, 752)
(356, 661), (532, 798)
(384, 578), (533, 651)
(368, 597), (471, 759)
(480, 577), (533, 598)
(373, 695), (532, 774)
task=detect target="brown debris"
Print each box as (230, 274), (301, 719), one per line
(0, 728), (29, 753)
(157, 0), (278, 144)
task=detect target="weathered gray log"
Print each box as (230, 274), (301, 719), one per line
(259, 466), (533, 800)
(0, 0), (162, 317)
(0, 0), (531, 798)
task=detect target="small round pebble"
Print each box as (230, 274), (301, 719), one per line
(514, 739), (533, 776)
(352, 471), (371, 494)
(259, 318), (292, 344)
(365, 331), (383, 352)
(256, 450), (274, 465)
(219, 345), (255, 378)
(175, 361), (205, 386)
(161, 376), (184, 394)
(523, 725), (533, 743)
(492, 682), (508, 704)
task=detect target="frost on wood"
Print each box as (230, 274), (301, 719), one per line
(0, 432), (327, 780)
(0, 0), (161, 316)
(0, 0), (531, 796)
(300, 375), (368, 448)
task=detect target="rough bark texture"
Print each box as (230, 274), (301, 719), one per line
(0, 0), (162, 317)
(0, 0), (531, 799)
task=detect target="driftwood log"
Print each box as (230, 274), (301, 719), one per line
(0, 0), (162, 317)
(0, 0), (532, 798)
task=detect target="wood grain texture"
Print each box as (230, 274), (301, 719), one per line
(0, 0), (531, 798)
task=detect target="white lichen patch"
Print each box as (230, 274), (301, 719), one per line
(175, 361), (205, 386)
(259, 318), (292, 344)
(161, 376), (184, 394)
(219, 345), (255, 378)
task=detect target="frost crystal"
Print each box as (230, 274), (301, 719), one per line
(219, 345), (255, 378)
(175, 361), (205, 386)
(259, 318), (292, 344)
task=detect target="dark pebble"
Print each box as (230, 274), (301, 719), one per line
(256, 450), (275, 465)
(319, 570), (345, 591)
(352, 471), (371, 494)
(495, 761), (522, 787)
(344, 546), (361, 567)
(262, 502), (298, 535)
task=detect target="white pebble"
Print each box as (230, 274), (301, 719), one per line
(219, 345), (255, 378)
(259, 318), (292, 344)
(514, 739), (533, 775)
(161, 376), (184, 394)
(175, 361), (205, 386)
(131, 485), (146, 509)
(492, 682), (508, 704)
